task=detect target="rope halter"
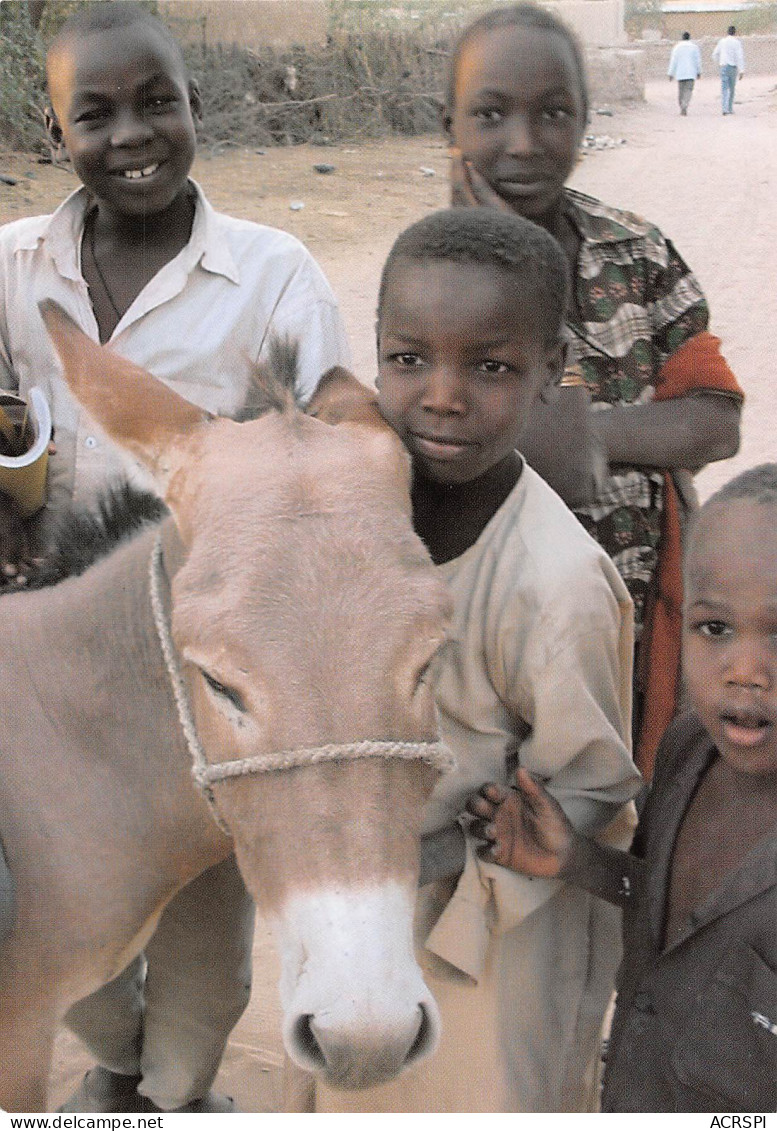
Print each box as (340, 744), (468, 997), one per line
(149, 533), (455, 832)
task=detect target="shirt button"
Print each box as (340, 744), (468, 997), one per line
(84, 435), (98, 450)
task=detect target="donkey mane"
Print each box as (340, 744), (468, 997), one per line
(234, 335), (302, 421)
(23, 485), (167, 591)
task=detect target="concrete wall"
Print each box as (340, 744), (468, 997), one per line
(586, 46), (647, 100)
(160, 0), (329, 50)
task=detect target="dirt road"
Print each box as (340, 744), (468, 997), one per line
(2, 72), (773, 1113)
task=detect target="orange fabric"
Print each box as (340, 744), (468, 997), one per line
(635, 333), (743, 778)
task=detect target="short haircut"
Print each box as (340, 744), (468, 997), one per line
(685, 464), (777, 577)
(47, 1), (186, 76)
(445, 2), (589, 121)
(728, 25), (737, 34)
(377, 207), (569, 343)
(701, 463), (777, 510)
(682, 31), (691, 39)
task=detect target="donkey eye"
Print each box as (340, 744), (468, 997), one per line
(201, 670), (247, 713)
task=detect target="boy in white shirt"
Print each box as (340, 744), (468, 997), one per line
(712, 26), (745, 114)
(0, 1), (350, 1112)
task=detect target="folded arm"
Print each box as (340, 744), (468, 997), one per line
(593, 392), (741, 472)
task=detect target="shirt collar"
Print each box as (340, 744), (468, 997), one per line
(564, 186), (654, 247)
(180, 180), (240, 284)
(25, 179), (240, 286)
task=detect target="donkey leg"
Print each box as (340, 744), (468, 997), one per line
(0, 989), (56, 1111)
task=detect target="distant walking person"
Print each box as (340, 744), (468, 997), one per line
(668, 31), (701, 115)
(712, 26), (745, 114)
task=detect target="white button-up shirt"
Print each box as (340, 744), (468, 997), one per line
(712, 34), (745, 70)
(668, 39), (702, 81)
(0, 182), (351, 535)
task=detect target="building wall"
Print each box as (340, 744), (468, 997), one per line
(662, 10), (777, 37)
(160, 0), (630, 50)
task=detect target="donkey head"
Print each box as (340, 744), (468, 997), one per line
(40, 301), (452, 1090)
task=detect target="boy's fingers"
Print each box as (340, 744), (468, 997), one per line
(449, 152), (478, 207)
(469, 818), (496, 844)
(465, 793), (495, 819)
(514, 767), (549, 805)
(464, 162), (512, 211)
(481, 781), (509, 803)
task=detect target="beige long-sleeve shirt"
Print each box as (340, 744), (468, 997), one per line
(313, 464), (642, 1112)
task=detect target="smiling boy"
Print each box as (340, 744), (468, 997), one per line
(469, 464), (777, 1111)
(0, 1), (351, 1113)
(1, 2), (349, 568)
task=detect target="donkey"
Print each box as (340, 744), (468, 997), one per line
(0, 301), (453, 1112)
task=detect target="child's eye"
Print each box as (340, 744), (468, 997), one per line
(698, 620), (732, 638)
(146, 96), (178, 113)
(473, 107), (503, 125)
(542, 106), (574, 123)
(74, 108), (106, 125)
(388, 352), (424, 368)
(478, 359), (510, 375)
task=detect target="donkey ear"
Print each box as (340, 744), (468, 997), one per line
(307, 366), (390, 432)
(307, 365), (412, 504)
(39, 300), (213, 490)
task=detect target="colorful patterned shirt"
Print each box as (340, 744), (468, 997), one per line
(563, 188), (710, 632)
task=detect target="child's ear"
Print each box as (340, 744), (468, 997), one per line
(188, 78), (203, 124)
(44, 106), (66, 157)
(539, 338), (567, 405)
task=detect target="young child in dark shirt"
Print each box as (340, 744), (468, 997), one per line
(468, 463), (777, 1112)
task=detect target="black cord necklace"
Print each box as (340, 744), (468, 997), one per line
(86, 211), (123, 323)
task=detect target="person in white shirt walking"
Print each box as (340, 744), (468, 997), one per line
(667, 31), (702, 115)
(712, 26), (745, 114)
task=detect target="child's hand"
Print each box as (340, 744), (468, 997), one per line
(449, 149), (512, 212)
(466, 767), (576, 878)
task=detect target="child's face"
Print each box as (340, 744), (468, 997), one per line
(683, 499), (777, 777)
(445, 26), (586, 223)
(47, 22), (201, 221)
(376, 258), (563, 485)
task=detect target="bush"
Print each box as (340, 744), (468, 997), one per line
(0, 4), (46, 150)
(732, 4), (777, 33)
(189, 29), (450, 149)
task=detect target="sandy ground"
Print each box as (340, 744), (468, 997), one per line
(1, 73), (775, 1112)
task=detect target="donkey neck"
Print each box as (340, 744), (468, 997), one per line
(1, 519), (227, 875)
